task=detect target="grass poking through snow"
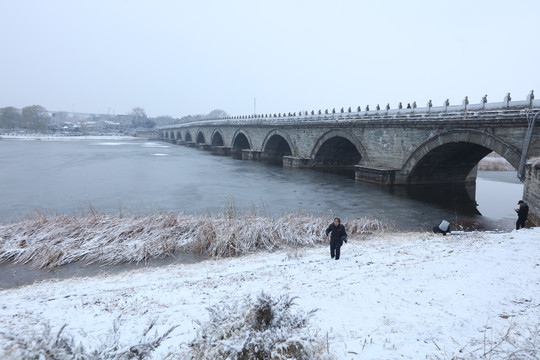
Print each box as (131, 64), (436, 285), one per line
(0, 211), (385, 269)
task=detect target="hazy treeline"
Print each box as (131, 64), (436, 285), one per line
(0, 106), (228, 134)
(0, 105), (50, 133)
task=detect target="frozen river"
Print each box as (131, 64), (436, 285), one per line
(0, 137), (524, 231)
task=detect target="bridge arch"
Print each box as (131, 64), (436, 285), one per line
(196, 130), (206, 144)
(175, 130), (182, 141)
(261, 130), (295, 164)
(403, 129), (521, 185)
(232, 130), (252, 149)
(231, 130), (252, 159)
(211, 130), (224, 147)
(184, 131), (193, 143)
(310, 129), (368, 167)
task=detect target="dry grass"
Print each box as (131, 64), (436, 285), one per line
(527, 156), (540, 168)
(443, 324), (540, 359)
(478, 153), (515, 171)
(185, 292), (331, 360)
(0, 211), (385, 269)
(0, 317), (178, 359)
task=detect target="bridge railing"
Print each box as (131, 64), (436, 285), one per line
(158, 91), (539, 129)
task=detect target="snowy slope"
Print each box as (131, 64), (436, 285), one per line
(1, 228), (539, 359)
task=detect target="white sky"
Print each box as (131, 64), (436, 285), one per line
(1, 0), (539, 118)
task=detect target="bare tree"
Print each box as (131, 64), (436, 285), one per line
(130, 107), (155, 128)
(0, 106), (22, 131)
(206, 109), (228, 119)
(21, 105), (49, 132)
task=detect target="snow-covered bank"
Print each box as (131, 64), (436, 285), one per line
(0, 213), (384, 269)
(1, 228), (539, 359)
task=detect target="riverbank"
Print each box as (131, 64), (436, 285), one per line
(0, 212), (385, 270)
(1, 226), (538, 359)
(477, 152), (515, 171)
(0, 133), (137, 141)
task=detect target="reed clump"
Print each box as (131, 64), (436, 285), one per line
(477, 153), (515, 171)
(186, 292), (330, 360)
(0, 211), (385, 269)
(0, 317), (178, 359)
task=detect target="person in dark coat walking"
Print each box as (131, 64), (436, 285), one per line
(515, 200), (529, 230)
(326, 217), (347, 260)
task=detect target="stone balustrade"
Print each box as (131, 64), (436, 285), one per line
(159, 91), (537, 128)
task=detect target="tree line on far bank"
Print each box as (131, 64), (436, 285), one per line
(0, 106), (228, 134)
(1, 105), (50, 133)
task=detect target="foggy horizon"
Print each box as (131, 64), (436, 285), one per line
(1, 0), (539, 118)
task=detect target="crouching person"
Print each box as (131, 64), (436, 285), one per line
(326, 217), (347, 260)
(433, 220), (451, 236)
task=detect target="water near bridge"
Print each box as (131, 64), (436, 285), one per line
(0, 138), (523, 231)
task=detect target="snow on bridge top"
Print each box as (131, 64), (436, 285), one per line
(161, 91), (539, 129)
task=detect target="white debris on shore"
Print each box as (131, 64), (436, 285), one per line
(1, 224), (538, 359)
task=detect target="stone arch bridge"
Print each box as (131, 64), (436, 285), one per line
(157, 92), (540, 224)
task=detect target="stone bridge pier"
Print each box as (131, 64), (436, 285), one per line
(157, 92), (540, 225)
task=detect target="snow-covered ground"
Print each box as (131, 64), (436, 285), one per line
(1, 228), (539, 359)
